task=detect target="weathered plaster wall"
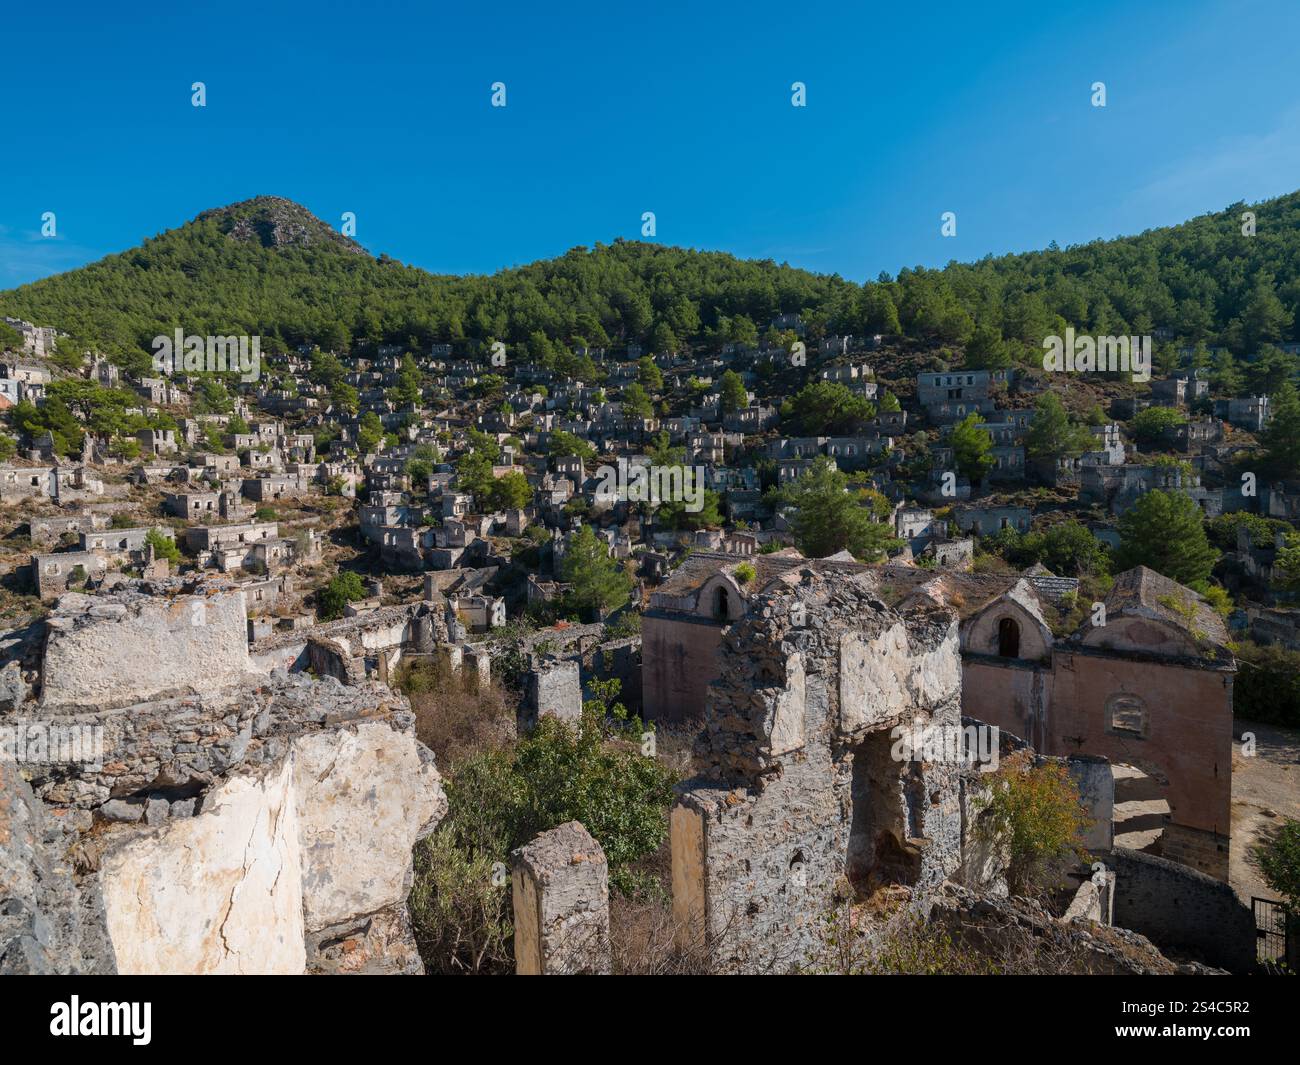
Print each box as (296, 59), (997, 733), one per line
(40, 589), (250, 712)
(672, 569), (965, 972)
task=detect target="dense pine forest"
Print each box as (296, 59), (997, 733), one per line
(2, 191), (1298, 375)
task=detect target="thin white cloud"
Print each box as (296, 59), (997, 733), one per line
(1129, 103), (1300, 214)
(0, 237), (102, 290)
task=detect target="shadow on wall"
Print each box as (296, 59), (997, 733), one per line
(1109, 846), (1255, 972)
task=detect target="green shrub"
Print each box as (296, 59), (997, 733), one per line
(408, 696), (678, 974)
(408, 831), (512, 974)
(1231, 640), (1300, 727)
(975, 751), (1091, 898)
(318, 570), (366, 619)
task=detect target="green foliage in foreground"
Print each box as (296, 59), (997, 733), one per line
(409, 682), (677, 973)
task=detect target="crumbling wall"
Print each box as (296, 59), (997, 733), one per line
(671, 567), (964, 973)
(0, 758), (116, 974)
(247, 602), (450, 682)
(6, 582), (447, 975)
(511, 821), (610, 975)
(40, 587), (251, 711)
(292, 721), (447, 932)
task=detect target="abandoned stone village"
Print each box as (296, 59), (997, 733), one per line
(0, 553), (1269, 975)
(1, 198), (1298, 976)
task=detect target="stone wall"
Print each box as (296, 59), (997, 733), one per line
(22, 675), (447, 975)
(40, 587), (251, 712)
(671, 566), (965, 972)
(247, 602), (449, 682)
(0, 758), (116, 973)
(964, 647), (1232, 880)
(1053, 650), (1232, 879)
(3, 581), (447, 975)
(1108, 846), (1254, 972)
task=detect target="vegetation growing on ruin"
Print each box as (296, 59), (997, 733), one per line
(407, 675), (678, 974)
(974, 751), (1092, 898)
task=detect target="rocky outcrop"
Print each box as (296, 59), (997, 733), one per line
(0, 582), (447, 974)
(198, 196), (368, 255)
(0, 758), (116, 973)
(925, 883), (1225, 975)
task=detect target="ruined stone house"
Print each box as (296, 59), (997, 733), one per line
(669, 563), (967, 972)
(642, 552), (1233, 881)
(0, 580), (448, 974)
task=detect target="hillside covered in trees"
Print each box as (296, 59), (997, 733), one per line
(2, 191), (1299, 375)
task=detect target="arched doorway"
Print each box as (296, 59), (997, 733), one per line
(997, 616), (1020, 658)
(714, 586), (730, 621)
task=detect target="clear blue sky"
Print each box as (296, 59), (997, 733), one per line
(3, 0), (1299, 290)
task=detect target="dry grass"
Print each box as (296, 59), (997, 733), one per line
(398, 659), (517, 768)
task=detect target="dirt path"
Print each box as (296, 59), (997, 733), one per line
(1230, 718), (1300, 904)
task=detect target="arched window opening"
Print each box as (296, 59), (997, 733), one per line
(997, 617), (1021, 658)
(714, 585), (730, 621)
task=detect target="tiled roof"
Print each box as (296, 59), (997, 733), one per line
(1101, 565), (1228, 646)
(656, 548), (805, 597)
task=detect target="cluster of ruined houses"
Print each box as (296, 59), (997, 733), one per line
(911, 362), (1288, 514)
(0, 561), (1255, 975)
(0, 308), (1279, 972)
(8, 312), (1292, 633)
(16, 465), (324, 602)
(642, 549), (1235, 883)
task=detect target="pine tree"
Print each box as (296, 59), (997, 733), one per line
(1262, 380), (1300, 478)
(951, 413), (995, 483)
(1114, 489), (1218, 586)
(560, 526), (632, 618)
(779, 457), (900, 561)
(1025, 393), (1091, 458)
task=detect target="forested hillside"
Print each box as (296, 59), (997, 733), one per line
(3, 191), (1298, 375)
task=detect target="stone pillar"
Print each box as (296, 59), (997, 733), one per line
(521, 658), (582, 730)
(462, 646), (490, 693)
(434, 644), (463, 678)
(511, 821), (610, 975)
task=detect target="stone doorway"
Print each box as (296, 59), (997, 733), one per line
(846, 729), (923, 895)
